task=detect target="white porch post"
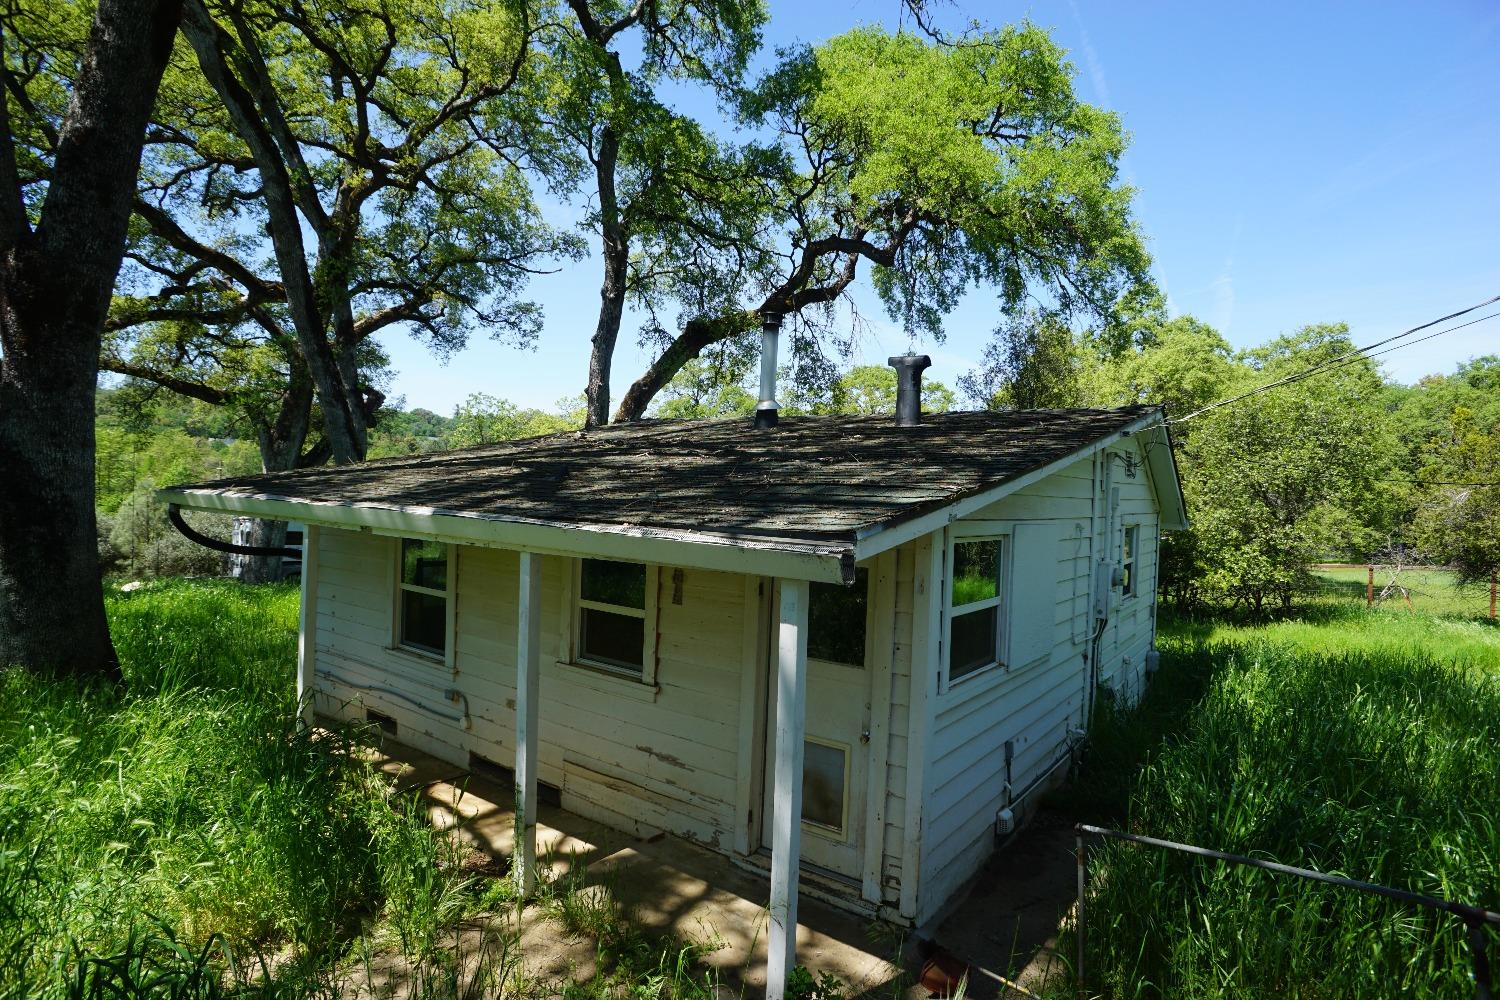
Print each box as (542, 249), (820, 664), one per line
(514, 550), (543, 897)
(296, 524), (320, 730)
(767, 578), (809, 1000)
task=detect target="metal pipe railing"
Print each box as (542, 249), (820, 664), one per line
(1074, 822), (1498, 1000)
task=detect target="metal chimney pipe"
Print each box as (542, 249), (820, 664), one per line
(888, 354), (932, 427)
(754, 313), (782, 429)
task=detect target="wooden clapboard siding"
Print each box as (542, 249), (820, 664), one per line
(1099, 437), (1161, 707)
(913, 436), (1166, 924)
(879, 541), (917, 902)
(311, 528), (750, 847)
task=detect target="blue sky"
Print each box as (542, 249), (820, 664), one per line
(375, 0), (1500, 415)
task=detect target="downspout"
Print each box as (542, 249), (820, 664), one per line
(167, 503), (300, 557)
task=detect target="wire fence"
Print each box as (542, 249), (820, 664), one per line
(1074, 823), (1500, 1000)
(1309, 563), (1498, 620)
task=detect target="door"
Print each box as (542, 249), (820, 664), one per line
(761, 570), (872, 879)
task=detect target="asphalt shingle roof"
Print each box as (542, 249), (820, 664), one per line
(166, 406), (1162, 549)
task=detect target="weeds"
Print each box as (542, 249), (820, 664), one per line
(1059, 613), (1500, 997)
(1, 578), (732, 999)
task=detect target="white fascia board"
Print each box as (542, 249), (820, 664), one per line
(161, 487), (853, 584)
(851, 411), (1172, 562)
(1141, 422), (1189, 530)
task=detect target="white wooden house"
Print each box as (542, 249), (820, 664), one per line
(163, 374), (1185, 998)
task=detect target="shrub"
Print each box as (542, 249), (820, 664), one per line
(106, 482), (227, 579)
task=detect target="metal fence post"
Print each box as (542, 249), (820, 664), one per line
(1075, 827), (1087, 999)
(1469, 918), (1493, 1000)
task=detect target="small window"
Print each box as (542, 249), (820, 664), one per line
(1122, 525), (1138, 598)
(577, 558), (648, 677)
(808, 567), (869, 666)
(398, 538), (448, 656)
(801, 738), (849, 834)
(948, 538), (1005, 682)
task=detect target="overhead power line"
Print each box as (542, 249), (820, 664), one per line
(1377, 477), (1500, 488)
(1169, 293), (1500, 425)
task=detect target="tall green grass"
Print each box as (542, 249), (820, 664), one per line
(2, 578), (737, 1000)
(0, 579), (470, 998)
(1062, 616), (1500, 997)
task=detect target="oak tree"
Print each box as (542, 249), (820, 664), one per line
(614, 23), (1153, 421)
(108, 0), (575, 473)
(0, 0), (183, 676)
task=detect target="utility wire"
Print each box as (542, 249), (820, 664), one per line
(1169, 293), (1500, 425)
(1376, 477), (1500, 488)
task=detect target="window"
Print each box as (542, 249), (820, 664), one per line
(577, 558), (649, 677)
(801, 738), (849, 834)
(1122, 525), (1138, 598)
(398, 538), (448, 656)
(948, 537), (1005, 682)
(808, 567), (869, 666)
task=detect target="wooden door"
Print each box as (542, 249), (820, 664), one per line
(761, 572), (873, 879)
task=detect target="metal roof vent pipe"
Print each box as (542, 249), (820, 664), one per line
(753, 312), (783, 430)
(888, 354), (932, 427)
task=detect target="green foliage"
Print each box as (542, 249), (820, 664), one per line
(768, 23), (1151, 341)
(1, 582), (329, 983)
(1136, 325), (1396, 613)
(785, 965), (847, 1000)
(0, 579), (501, 997)
(447, 392), (583, 447)
(95, 391), (260, 516)
(1409, 405), (1500, 583)
(103, 482), (227, 578)
(1085, 315), (1239, 420)
(960, 309), (1094, 410)
(818, 365), (955, 416)
(1062, 614), (1500, 997)
(652, 356), (759, 420)
(1385, 356), (1500, 474)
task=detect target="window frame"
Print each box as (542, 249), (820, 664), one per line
(391, 537), (454, 664)
(799, 735), (853, 842)
(569, 557), (659, 685)
(943, 529), (1011, 690)
(1121, 524), (1139, 600)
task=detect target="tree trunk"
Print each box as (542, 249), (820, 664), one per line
(180, 0), (363, 465)
(229, 517), (289, 583)
(0, 0), (182, 679)
(230, 367), (313, 582)
(614, 312), (748, 422)
(584, 129), (625, 429)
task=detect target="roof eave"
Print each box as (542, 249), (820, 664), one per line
(849, 408), (1179, 559)
(160, 486), (856, 585)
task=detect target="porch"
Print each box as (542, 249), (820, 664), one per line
(362, 737), (1077, 1000)
(366, 737), (901, 995)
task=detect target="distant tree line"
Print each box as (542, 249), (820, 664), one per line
(957, 306), (1500, 615)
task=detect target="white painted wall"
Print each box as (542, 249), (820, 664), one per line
(913, 435), (1163, 925)
(312, 536), (750, 848)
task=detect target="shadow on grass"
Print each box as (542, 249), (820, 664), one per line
(1044, 636), (1221, 827)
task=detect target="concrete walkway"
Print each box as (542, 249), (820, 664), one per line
(368, 740), (907, 998)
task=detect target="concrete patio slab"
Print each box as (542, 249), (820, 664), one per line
(356, 738), (1081, 999)
(360, 738), (910, 998)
